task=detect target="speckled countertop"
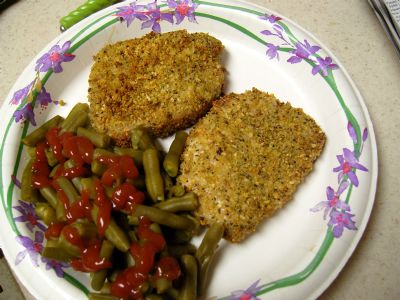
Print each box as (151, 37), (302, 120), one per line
(0, 0), (399, 299)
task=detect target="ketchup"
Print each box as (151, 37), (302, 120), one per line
(45, 127), (64, 162)
(70, 241), (112, 272)
(98, 155), (139, 186)
(154, 256), (181, 281)
(31, 142), (52, 188)
(112, 182), (145, 212)
(94, 180), (111, 236)
(45, 222), (64, 239)
(110, 217), (169, 299)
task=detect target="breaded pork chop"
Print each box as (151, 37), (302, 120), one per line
(178, 88), (326, 242)
(88, 30), (224, 145)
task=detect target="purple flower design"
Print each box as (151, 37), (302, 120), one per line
(229, 279), (262, 300)
(13, 200), (46, 232)
(36, 87), (52, 107)
(329, 210), (357, 238)
(266, 43), (279, 60)
(347, 122), (358, 143)
(311, 56), (339, 77)
(41, 257), (69, 278)
(11, 175), (22, 189)
(115, 2), (148, 27)
(9, 80), (34, 105)
(333, 148), (368, 187)
(35, 41), (75, 73)
(287, 40), (320, 63)
(13, 103), (36, 126)
(167, 0), (198, 24)
(141, 1), (174, 32)
(15, 231), (44, 267)
(259, 13), (281, 23)
(310, 181), (350, 219)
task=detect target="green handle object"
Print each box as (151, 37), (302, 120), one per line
(60, 0), (120, 31)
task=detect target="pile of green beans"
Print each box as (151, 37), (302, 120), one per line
(20, 103), (225, 299)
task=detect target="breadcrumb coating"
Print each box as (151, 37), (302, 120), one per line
(178, 88), (326, 242)
(88, 30), (225, 145)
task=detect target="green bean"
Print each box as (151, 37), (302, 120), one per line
(114, 147), (143, 166)
(22, 115), (63, 146)
(133, 205), (195, 230)
(88, 293), (119, 300)
(154, 192), (198, 213)
(71, 221), (98, 240)
(41, 186), (66, 222)
(57, 229), (81, 257)
(21, 160), (39, 203)
(195, 223), (224, 265)
(77, 127), (110, 148)
(56, 200), (67, 222)
(45, 148), (58, 166)
(60, 103), (89, 133)
(108, 269), (120, 283)
(143, 149), (165, 202)
(105, 186), (114, 199)
(179, 255), (197, 300)
(167, 244), (197, 258)
(128, 230), (138, 242)
(64, 160), (84, 192)
(35, 202), (56, 225)
(39, 187), (58, 209)
(168, 184), (185, 198)
(195, 223), (224, 295)
(91, 240), (114, 291)
(91, 204), (130, 252)
(162, 172), (174, 196)
(131, 128), (156, 150)
(166, 288), (179, 300)
(198, 254), (212, 296)
(100, 282), (111, 294)
(41, 240), (75, 262)
(149, 223), (163, 234)
(127, 175), (146, 190)
(182, 214), (200, 235)
(163, 131), (188, 177)
(146, 295), (163, 300)
(26, 146), (36, 158)
(55, 176), (80, 204)
(49, 164), (61, 178)
(168, 230), (193, 244)
(80, 177), (96, 198)
(125, 251), (135, 267)
(154, 277), (172, 294)
(93, 148), (116, 159)
(127, 215), (139, 226)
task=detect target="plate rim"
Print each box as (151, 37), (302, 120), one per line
(0, 0), (378, 299)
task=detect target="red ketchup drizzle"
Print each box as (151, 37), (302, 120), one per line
(45, 127), (64, 163)
(112, 182), (145, 212)
(98, 155), (139, 186)
(45, 222), (64, 239)
(31, 142), (52, 188)
(94, 180), (111, 236)
(110, 217), (166, 299)
(154, 256), (181, 281)
(62, 135), (94, 166)
(70, 241), (112, 272)
(67, 190), (92, 222)
(62, 225), (83, 248)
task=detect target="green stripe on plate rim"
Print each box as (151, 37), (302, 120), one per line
(0, 1), (363, 298)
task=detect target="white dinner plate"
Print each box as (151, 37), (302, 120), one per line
(0, 0), (377, 299)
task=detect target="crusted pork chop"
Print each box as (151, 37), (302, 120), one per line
(88, 30), (224, 145)
(178, 88), (326, 242)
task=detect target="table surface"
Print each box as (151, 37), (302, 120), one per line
(0, 0), (399, 299)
